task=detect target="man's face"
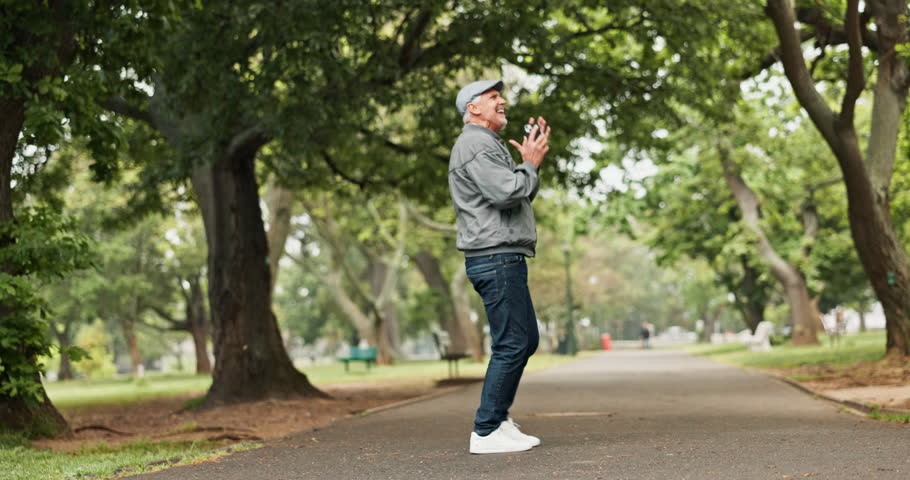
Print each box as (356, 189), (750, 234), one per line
(468, 89), (508, 132)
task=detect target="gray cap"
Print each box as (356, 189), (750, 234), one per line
(455, 79), (504, 115)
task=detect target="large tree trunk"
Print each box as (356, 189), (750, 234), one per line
(187, 275), (211, 374)
(0, 378), (70, 437)
(413, 250), (469, 354)
(767, 0), (910, 356)
(191, 146), (326, 407)
(720, 145), (819, 344)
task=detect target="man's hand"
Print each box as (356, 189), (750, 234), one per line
(509, 116), (550, 168)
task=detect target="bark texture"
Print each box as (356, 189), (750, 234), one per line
(0, 379), (69, 437)
(192, 147), (327, 407)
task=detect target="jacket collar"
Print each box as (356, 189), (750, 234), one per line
(463, 123), (506, 146)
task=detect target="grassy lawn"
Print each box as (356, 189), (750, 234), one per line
(0, 435), (254, 480)
(45, 353), (585, 409)
(685, 330), (887, 368)
(3, 353), (587, 480)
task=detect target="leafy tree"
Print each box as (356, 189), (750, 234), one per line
(0, 0), (178, 437)
(766, 0), (910, 357)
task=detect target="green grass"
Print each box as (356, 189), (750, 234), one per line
(46, 374), (214, 410)
(0, 436), (258, 480)
(685, 330), (887, 368)
(46, 353), (584, 409)
(868, 408), (910, 424)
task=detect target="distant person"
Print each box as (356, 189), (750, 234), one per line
(449, 79), (551, 455)
(640, 322), (651, 349)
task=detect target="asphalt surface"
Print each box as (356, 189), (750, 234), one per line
(126, 350), (910, 480)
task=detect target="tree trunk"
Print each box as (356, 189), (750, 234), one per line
(191, 147), (327, 407)
(699, 303), (722, 344)
(187, 275), (211, 374)
(265, 179), (294, 294)
(324, 268), (380, 347)
(0, 100), (25, 224)
(369, 260), (401, 363)
(859, 302), (867, 332)
(732, 259), (767, 333)
(123, 297), (143, 377)
(451, 267), (484, 361)
(57, 347), (74, 381)
(50, 319), (75, 381)
(413, 250), (469, 354)
(766, 0), (910, 356)
(721, 145), (819, 345)
(0, 377), (70, 438)
(0, 98), (71, 435)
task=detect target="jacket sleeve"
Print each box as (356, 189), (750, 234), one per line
(463, 151), (540, 210)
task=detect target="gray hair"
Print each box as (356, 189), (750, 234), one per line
(462, 108), (473, 124)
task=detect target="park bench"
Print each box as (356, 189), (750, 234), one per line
(339, 346), (377, 372)
(432, 330), (470, 378)
(742, 321), (773, 352)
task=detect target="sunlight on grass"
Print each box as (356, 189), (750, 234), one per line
(46, 353), (587, 409)
(0, 438), (257, 480)
(685, 330), (887, 368)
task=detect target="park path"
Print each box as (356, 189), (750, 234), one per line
(127, 350), (910, 480)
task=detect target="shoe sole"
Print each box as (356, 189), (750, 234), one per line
(469, 444), (533, 454)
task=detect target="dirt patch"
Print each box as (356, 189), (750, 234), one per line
(35, 381), (439, 451)
(764, 359), (910, 411)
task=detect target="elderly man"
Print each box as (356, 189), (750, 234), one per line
(448, 79), (551, 454)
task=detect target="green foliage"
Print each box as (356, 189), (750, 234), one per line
(2, 0), (182, 177)
(72, 321), (116, 379)
(0, 208), (93, 402)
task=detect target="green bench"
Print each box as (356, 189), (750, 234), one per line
(339, 346), (377, 372)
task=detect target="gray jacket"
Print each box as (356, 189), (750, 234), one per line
(448, 124), (540, 257)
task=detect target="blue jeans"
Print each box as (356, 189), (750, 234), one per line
(465, 253), (539, 435)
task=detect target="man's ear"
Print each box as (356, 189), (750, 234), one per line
(467, 103), (480, 114)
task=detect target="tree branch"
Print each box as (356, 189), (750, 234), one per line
(357, 128), (449, 164)
(766, 0), (840, 147)
(740, 30), (814, 80)
(398, 6), (435, 71)
(839, 0), (865, 125)
(402, 197), (456, 234)
(321, 151), (369, 189)
(98, 96), (157, 127)
(148, 306), (189, 331)
(226, 123), (270, 162)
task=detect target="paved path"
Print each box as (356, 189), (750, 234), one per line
(128, 350), (910, 479)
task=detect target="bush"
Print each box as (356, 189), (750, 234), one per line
(74, 321), (116, 378)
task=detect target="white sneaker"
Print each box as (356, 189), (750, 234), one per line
(469, 425), (534, 454)
(500, 417), (541, 447)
